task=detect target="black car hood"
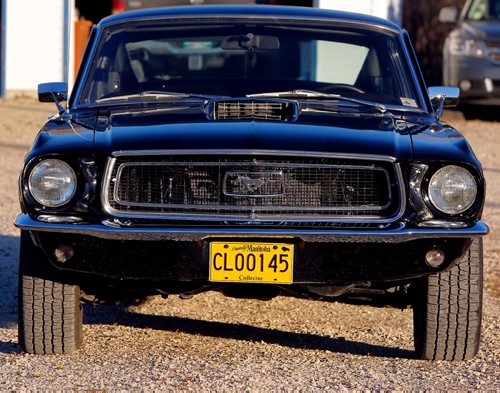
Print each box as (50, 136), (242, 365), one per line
(93, 108), (414, 160)
(461, 20), (500, 39)
(27, 107), (477, 166)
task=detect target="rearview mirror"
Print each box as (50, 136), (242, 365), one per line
(439, 6), (459, 23)
(221, 34), (280, 50)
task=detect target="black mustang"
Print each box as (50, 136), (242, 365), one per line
(16, 6), (488, 360)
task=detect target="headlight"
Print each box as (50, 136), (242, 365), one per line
(28, 159), (77, 207)
(449, 37), (487, 57)
(428, 165), (477, 215)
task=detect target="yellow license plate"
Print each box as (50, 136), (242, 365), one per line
(209, 241), (294, 284)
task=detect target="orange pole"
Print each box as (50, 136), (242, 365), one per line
(74, 19), (94, 79)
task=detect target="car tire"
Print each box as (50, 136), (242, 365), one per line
(18, 231), (83, 355)
(460, 105), (479, 120)
(460, 105), (499, 121)
(412, 238), (483, 360)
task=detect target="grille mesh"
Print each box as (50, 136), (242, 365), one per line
(105, 156), (399, 221)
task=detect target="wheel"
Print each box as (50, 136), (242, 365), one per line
(459, 105), (480, 120)
(460, 105), (480, 120)
(460, 105), (499, 121)
(18, 231), (83, 354)
(412, 238), (483, 360)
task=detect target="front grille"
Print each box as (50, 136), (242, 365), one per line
(103, 154), (402, 223)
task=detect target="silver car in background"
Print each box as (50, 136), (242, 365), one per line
(440, 0), (500, 116)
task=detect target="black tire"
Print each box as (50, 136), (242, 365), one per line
(460, 105), (500, 121)
(18, 231), (83, 355)
(460, 105), (480, 120)
(413, 238), (483, 361)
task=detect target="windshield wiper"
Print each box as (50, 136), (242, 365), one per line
(247, 89), (386, 113)
(95, 91), (223, 103)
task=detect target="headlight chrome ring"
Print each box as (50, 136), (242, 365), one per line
(28, 159), (77, 208)
(428, 165), (477, 215)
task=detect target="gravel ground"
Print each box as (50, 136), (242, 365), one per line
(0, 98), (498, 390)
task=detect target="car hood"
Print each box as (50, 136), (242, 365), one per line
(92, 108), (414, 160)
(461, 20), (500, 40)
(27, 107), (476, 166)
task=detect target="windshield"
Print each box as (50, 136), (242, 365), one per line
(466, 0), (500, 20)
(79, 21), (420, 108)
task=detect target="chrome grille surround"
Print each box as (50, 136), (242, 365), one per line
(102, 150), (406, 224)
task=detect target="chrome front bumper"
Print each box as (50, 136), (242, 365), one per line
(15, 214), (489, 243)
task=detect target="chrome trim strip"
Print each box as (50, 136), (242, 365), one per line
(99, 211), (396, 222)
(101, 152), (404, 222)
(101, 156), (117, 219)
(400, 31), (432, 113)
(15, 214), (489, 243)
(394, 162), (406, 222)
(113, 160), (388, 168)
(409, 163), (433, 221)
(110, 149), (397, 162)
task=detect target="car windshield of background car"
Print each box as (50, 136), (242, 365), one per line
(467, 0), (500, 20)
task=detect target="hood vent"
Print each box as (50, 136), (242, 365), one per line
(205, 99), (300, 121)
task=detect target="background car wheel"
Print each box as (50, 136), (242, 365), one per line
(18, 231), (83, 355)
(460, 105), (499, 121)
(412, 238), (483, 360)
(460, 105), (480, 120)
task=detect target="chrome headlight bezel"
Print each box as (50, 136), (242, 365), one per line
(27, 159), (77, 208)
(427, 165), (478, 216)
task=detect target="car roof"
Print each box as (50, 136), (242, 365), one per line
(99, 5), (401, 34)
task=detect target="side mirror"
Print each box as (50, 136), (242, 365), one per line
(428, 86), (460, 117)
(439, 6), (459, 23)
(38, 82), (67, 103)
(38, 82), (67, 113)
